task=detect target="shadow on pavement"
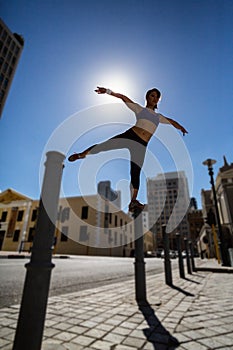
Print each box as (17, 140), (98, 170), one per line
(169, 284), (195, 297)
(183, 277), (201, 284)
(138, 301), (180, 350)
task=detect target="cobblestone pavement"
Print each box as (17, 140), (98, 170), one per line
(0, 259), (233, 350)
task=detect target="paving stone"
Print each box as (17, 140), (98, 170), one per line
(72, 334), (95, 346)
(123, 336), (145, 348)
(0, 327), (14, 338)
(95, 323), (114, 332)
(91, 339), (115, 349)
(181, 340), (208, 349)
(62, 343), (84, 350)
(129, 329), (146, 339)
(104, 332), (126, 344)
(85, 328), (107, 339)
(0, 338), (11, 348)
(114, 345), (136, 350)
(53, 331), (77, 342)
(67, 325), (89, 334)
(120, 321), (138, 330)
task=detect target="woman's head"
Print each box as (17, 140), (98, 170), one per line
(145, 88), (161, 109)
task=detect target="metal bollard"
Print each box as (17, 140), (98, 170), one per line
(189, 240), (196, 272)
(176, 232), (185, 279)
(13, 151), (65, 350)
(133, 208), (147, 305)
(184, 237), (192, 274)
(162, 225), (172, 286)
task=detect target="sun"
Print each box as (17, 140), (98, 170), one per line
(93, 67), (135, 96)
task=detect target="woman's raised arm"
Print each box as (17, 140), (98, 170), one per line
(95, 86), (141, 113)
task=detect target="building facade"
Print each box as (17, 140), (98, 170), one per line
(0, 188), (153, 257)
(0, 18), (24, 117)
(216, 157), (233, 235)
(147, 171), (190, 250)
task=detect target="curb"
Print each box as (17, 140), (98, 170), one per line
(195, 266), (233, 273)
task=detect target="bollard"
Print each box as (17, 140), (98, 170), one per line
(133, 208), (147, 305)
(184, 237), (192, 274)
(13, 151), (65, 350)
(189, 240), (196, 272)
(176, 232), (185, 279)
(162, 225), (172, 286)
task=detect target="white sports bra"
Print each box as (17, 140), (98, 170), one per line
(135, 107), (160, 134)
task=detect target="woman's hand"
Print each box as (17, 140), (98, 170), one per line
(95, 86), (107, 94)
(180, 126), (188, 136)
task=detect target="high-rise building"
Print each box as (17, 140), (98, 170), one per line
(0, 18), (24, 118)
(147, 171), (190, 249)
(97, 181), (121, 209)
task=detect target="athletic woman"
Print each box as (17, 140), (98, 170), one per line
(68, 87), (188, 212)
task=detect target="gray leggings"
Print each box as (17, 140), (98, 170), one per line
(86, 128), (148, 190)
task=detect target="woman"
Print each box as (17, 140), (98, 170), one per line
(68, 87), (188, 212)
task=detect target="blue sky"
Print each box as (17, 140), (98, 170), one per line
(1, 0), (233, 210)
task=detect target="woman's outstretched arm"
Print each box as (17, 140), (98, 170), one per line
(95, 86), (141, 113)
(159, 114), (188, 136)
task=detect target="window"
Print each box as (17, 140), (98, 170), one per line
(3, 62), (8, 73)
(2, 46), (7, 57)
(15, 46), (20, 55)
(61, 207), (70, 222)
(81, 206), (88, 219)
(108, 230), (112, 243)
(109, 213), (112, 224)
(79, 226), (88, 242)
(61, 226), (68, 242)
(104, 212), (108, 228)
(31, 209), (37, 221)
(2, 30), (7, 40)
(3, 78), (8, 89)
(7, 51), (12, 61)
(1, 211), (7, 222)
(28, 227), (35, 242)
(114, 215), (118, 227)
(17, 210), (24, 221)
(6, 36), (11, 46)
(7, 67), (13, 77)
(120, 234), (123, 246)
(114, 232), (118, 245)
(10, 41), (15, 51)
(13, 230), (20, 242)
(12, 56), (16, 66)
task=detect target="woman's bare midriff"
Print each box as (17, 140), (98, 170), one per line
(132, 126), (152, 143)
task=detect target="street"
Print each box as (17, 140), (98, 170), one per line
(0, 256), (173, 308)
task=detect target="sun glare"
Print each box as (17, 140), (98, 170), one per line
(94, 68), (136, 96)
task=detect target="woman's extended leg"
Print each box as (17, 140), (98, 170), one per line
(68, 129), (134, 162)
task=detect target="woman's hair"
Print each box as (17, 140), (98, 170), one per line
(145, 88), (161, 109)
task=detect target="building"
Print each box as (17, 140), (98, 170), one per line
(97, 180), (121, 209)
(0, 188), (135, 256)
(197, 157), (233, 260)
(187, 209), (204, 254)
(216, 156), (233, 235)
(0, 18), (24, 118)
(147, 171), (190, 250)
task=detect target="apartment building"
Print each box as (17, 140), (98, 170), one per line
(0, 188), (153, 257)
(0, 18), (24, 117)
